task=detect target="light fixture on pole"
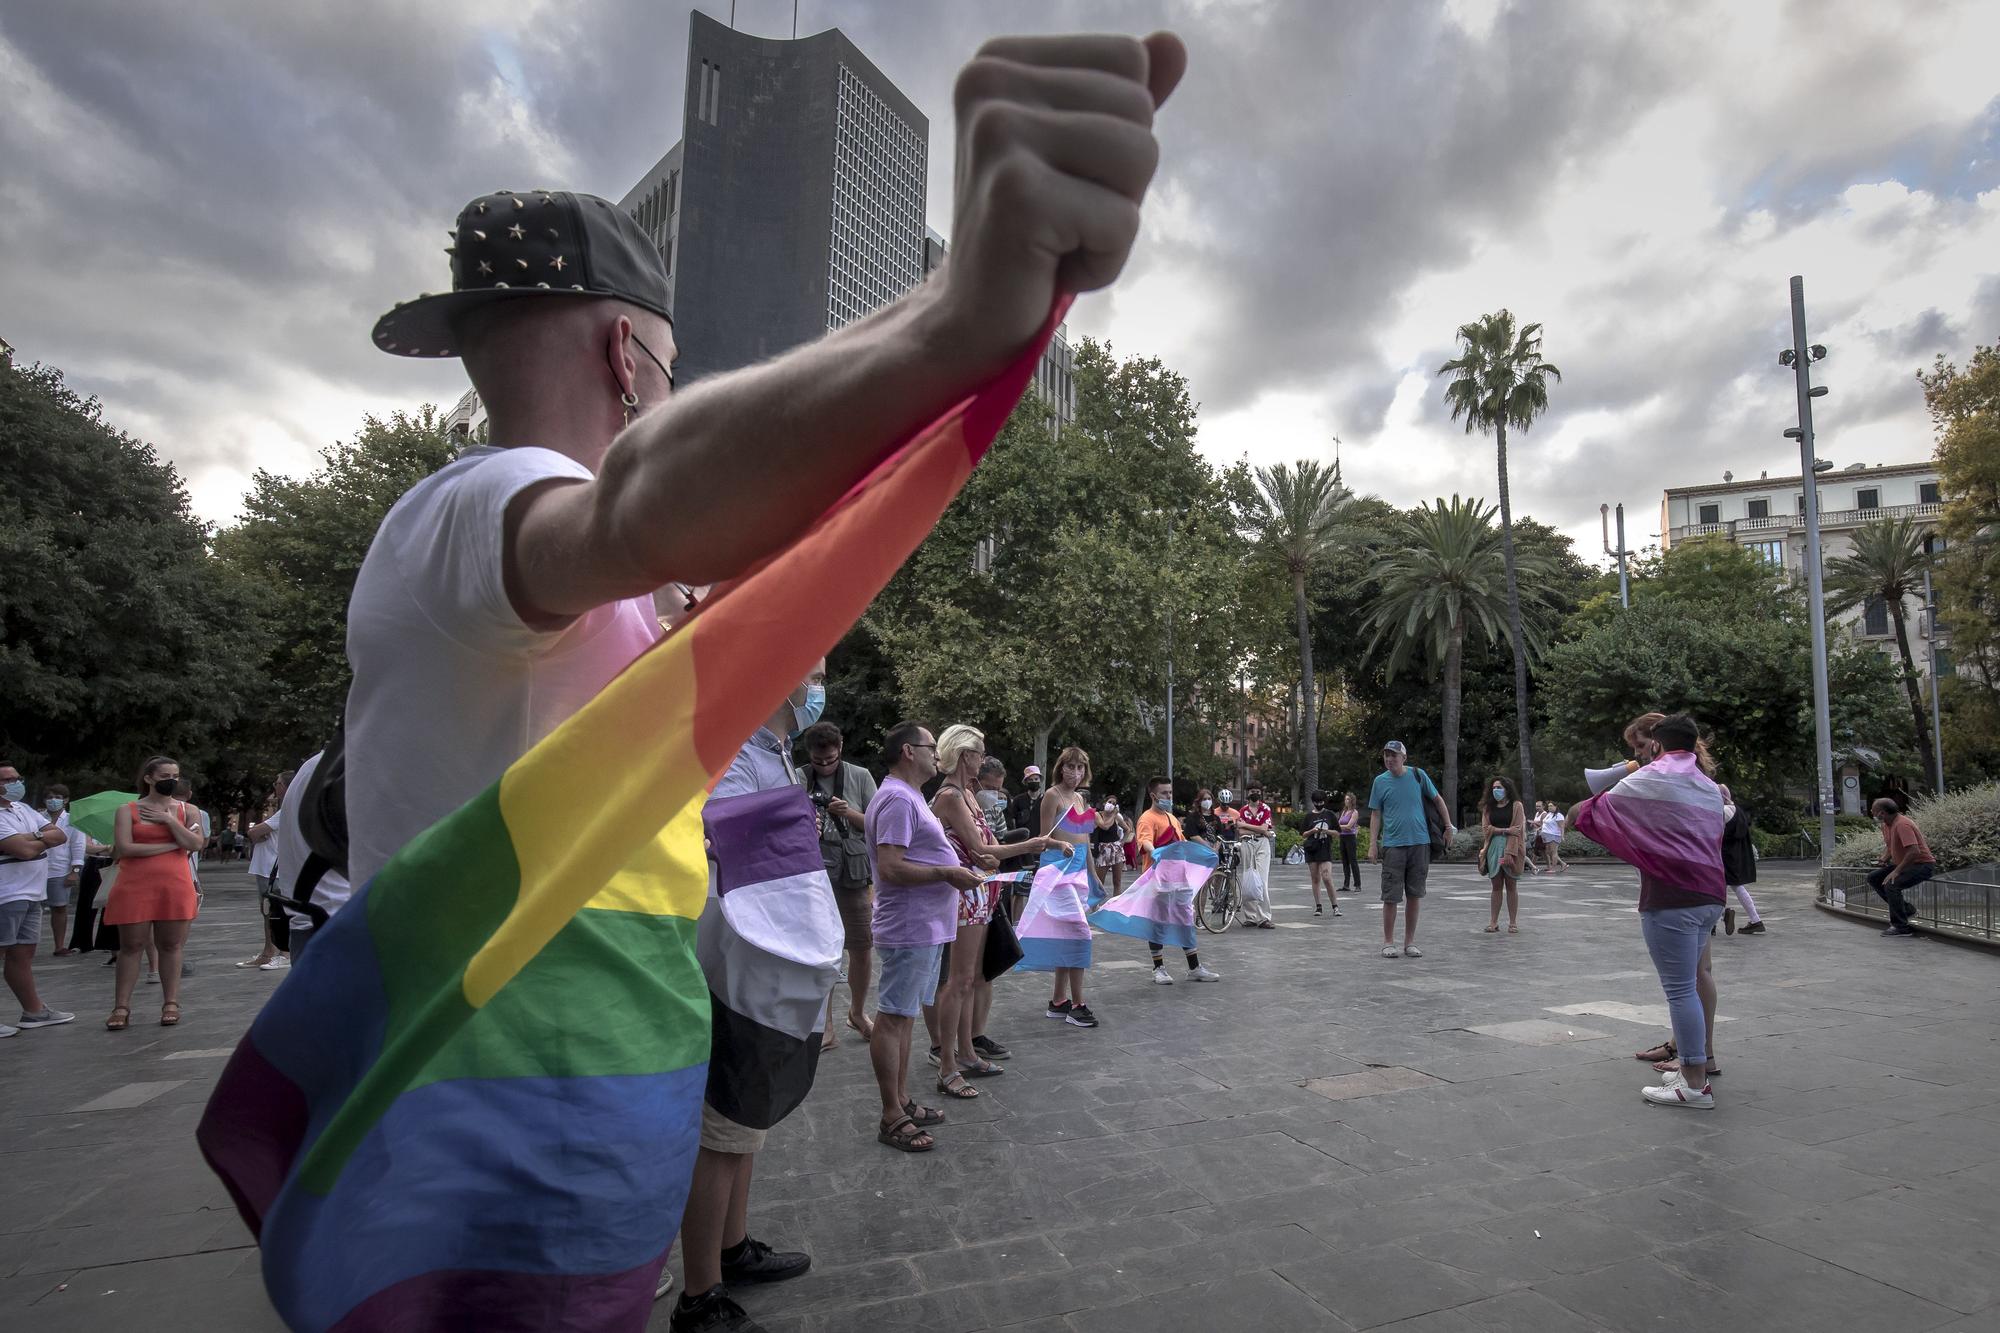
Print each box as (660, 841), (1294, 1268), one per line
(1779, 277), (1836, 864)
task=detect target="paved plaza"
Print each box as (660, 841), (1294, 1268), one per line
(5, 859), (2000, 1331)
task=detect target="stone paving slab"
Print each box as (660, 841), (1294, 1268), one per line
(5, 861), (2000, 1331)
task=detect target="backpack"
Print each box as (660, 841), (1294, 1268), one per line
(272, 725), (348, 928)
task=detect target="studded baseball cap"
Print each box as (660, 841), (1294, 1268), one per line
(371, 189), (671, 359)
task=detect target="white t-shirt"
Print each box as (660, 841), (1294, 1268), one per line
(43, 810), (76, 880)
(248, 810), (282, 879)
(344, 445), (661, 888)
(1541, 810), (1565, 841)
(0, 799), (52, 905)
(277, 750), (350, 928)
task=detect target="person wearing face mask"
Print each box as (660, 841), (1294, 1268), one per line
(0, 762), (75, 1036)
(1134, 779), (1221, 984)
(799, 721), (879, 1045)
(1236, 786), (1276, 929)
(104, 756), (205, 1031)
(39, 785), (83, 957)
(1007, 765), (1045, 845)
(1479, 776), (1526, 933)
(676, 662), (830, 1310)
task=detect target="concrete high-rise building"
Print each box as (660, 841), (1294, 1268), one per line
(618, 11), (928, 384)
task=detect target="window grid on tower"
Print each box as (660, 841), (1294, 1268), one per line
(826, 64), (924, 330)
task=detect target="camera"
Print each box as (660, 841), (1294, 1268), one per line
(808, 789), (833, 810)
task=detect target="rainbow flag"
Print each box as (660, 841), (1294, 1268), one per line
(1571, 751), (1725, 900)
(1016, 843), (1094, 971)
(1090, 840), (1214, 952)
(195, 303), (1067, 1333)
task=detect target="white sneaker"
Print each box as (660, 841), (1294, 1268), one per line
(16, 1009), (75, 1029)
(654, 1266), (675, 1301)
(1151, 966), (1175, 985)
(259, 956), (291, 971)
(0, 1023), (17, 1038)
(1381, 945), (1401, 958)
(1642, 1080), (1713, 1109)
(1402, 945), (1422, 958)
(1188, 965), (1221, 982)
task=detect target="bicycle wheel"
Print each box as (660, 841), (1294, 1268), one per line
(1199, 871), (1237, 934)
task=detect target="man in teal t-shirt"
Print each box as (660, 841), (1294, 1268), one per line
(1366, 740), (1455, 960)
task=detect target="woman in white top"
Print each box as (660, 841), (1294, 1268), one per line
(238, 771), (293, 971)
(1538, 801), (1568, 874)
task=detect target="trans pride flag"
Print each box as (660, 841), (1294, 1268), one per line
(1090, 840), (1215, 952)
(195, 303), (1067, 1333)
(1571, 750), (1725, 899)
(1016, 842), (1095, 971)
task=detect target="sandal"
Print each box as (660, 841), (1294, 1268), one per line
(956, 1058), (1005, 1078)
(1484, 925), (1501, 933)
(847, 1013), (875, 1041)
(902, 1099), (946, 1128)
(105, 1006), (131, 1031)
(1507, 925), (1520, 934)
(160, 1001), (181, 1027)
(1635, 1040), (1675, 1063)
(819, 1033), (839, 1052)
(878, 1114), (935, 1153)
(937, 1072), (980, 1099)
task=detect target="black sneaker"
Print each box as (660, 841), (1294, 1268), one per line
(672, 1286), (767, 1332)
(972, 1034), (1010, 1060)
(1065, 1004), (1099, 1028)
(720, 1236), (810, 1285)
(1314, 905), (1323, 916)
(1739, 922), (1766, 935)
(1045, 1000), (1074, 1019)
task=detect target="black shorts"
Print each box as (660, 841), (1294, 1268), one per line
(1304, 844), (1333, 864)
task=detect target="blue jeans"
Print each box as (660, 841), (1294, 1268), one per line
(1640, 904), (1725, 1068)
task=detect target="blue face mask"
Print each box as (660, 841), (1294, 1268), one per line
(1155, 797), (1172, 811)
(1, 780), (24, 802)
(791, 684), (826, 735)
(1491, 787), (1507, 802)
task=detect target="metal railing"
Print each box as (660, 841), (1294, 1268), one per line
(1670, 501), (1943, 545)
(1818, 864), (2000, 944)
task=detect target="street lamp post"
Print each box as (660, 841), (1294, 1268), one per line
(1923, 565), (1946, 793)
(1600, 502), (1631, 608)
(1780, 275), (1836, 864)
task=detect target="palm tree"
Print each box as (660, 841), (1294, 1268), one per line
(1823, 516), (1938, 789)
(1438, 311), (1561, 810)
(1247, 459), (1355, 797)
(1362, 497), (1555, 823)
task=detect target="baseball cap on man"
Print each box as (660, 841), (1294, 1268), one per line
(1382, 740), (1408, 755)
(371, 190), (671, 359)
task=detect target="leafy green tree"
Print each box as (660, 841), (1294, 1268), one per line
(1919, 342), (2000, 781)
(0, 362), (265, 793)
(1438, 310), (1562, 810)
(1821, 517), (1937, 789)
(1361, 496), (1556, 822)
(1243, 459), (1354, 797)
(865, 341), (1259, 803)
(212, 408), (459, 772)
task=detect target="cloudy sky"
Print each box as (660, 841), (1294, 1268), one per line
(7, 0), (1998, 562)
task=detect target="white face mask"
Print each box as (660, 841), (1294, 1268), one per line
(1200, 799), (1213, 810)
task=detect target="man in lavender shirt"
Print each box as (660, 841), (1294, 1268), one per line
(865, 722), (985, 1153)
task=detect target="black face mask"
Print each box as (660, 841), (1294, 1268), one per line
(153, 778), (179, 797)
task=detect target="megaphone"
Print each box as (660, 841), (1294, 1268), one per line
(1585, 762), (1635, 796)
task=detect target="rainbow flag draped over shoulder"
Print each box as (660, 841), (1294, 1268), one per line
(1571, 751), (1725, 899)
(195, 303), (1068, 1333)
(1090, 840), (1213, 952)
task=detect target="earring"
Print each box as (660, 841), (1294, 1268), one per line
(621, 390), (639, 426)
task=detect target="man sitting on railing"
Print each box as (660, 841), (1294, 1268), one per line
(1868, 798), (1937, 938)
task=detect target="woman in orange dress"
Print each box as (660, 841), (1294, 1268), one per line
(106, 756), (204, 1029)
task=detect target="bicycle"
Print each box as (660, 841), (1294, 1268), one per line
(1199, 840), (1241, 934)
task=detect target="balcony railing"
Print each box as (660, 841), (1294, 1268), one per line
(1818, 864), (2000, 945)
(1669, 501), (1942, 545)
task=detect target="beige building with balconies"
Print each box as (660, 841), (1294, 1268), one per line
(1661, 459), (1951, 680)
